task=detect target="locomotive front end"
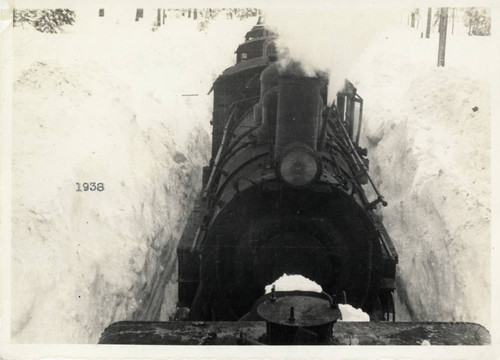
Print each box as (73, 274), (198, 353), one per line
(185, 57), (387, 324)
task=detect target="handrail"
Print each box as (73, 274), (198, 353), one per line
(203, 97), (258, 200)
(328, 104), (387, 210)
(354, 94), (364, 145)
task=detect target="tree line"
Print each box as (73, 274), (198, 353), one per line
(165, 8), (260, 31)
(408, 7), (490, 36)
(13, 9), (75, 33)
(12, 8), (260, 33)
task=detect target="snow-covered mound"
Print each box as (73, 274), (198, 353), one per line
(348, 28), (491, 328)
(264, 274), (323, 294)
(11, 15), (258, 343)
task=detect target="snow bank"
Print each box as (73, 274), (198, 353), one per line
(11, 14), (258, 343)
(348, 28), (491, 328)
(264, 274), (322, 294)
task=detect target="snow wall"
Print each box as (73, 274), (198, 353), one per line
(11, 14), (259, 343)
(9, 9), (491, 343)
(356, 29), (491, 329)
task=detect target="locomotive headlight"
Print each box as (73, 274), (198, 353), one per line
(277, 146), (320, 188)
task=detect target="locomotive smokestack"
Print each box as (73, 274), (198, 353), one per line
(274, 74), (323, 158)
(258, 60), (327, 188)
(274, 62), (326, 188)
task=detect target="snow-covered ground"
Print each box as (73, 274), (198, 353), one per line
(6, 7), (492, 344)
(10, 13), (258, 343)
(350, 27), (491, 329)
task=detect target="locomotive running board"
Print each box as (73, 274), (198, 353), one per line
(99, 321), (490, 345)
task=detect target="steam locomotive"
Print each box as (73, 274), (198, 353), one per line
(177, 22), (398, 323)
(99, 20), (490, 345)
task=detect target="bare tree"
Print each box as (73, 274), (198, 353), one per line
(425, 8), (432, 38)
(437, 8), (448, 67)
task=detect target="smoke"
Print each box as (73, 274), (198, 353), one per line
(262, 7), (401, 102)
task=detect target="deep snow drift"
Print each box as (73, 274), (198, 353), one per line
(11, 14), (258, 343)
(350, 28), (491, 329)
(9, 9), (491, 344)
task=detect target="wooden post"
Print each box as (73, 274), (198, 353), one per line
(437, 7), (448, 67)
(193, 9), (197, 20)
(163, 9), (166, 24)
(157, 8), (161, 26)
(411, 12), (415, 27)
(425, 8), (431, 38)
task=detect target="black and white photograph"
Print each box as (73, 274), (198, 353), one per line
(0, 0), (497, 358)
